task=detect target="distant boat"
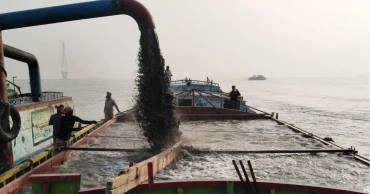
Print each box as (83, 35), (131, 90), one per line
(248, 75), (266, 80)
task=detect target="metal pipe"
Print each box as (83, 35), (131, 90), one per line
(195, 90), (217, 109)
(0, 0), (155, 31)
(178, 91), (191, 105)
(239, 160), (255, 194)
(0, 1), (117, 30)
(60, 147), (149, 152)
(3, 44), (42, 97)
(0, 0), (155, 171)
(232, 160), (250, 194)
(247, 160), (260, 194)
(183, 130), (298, 135)
(6, 80), (21, 94)
(189, 149), (358, 154)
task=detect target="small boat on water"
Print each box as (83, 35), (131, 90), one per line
(248, 75), (266, 81)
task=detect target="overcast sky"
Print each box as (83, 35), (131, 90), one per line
(0, 0), (369, 80)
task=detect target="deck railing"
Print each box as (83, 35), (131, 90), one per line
(175, 90), (272, 115)
(8, 92), (64, 106)
(175, 89), (254, 113)
(171, 79), (220, 86)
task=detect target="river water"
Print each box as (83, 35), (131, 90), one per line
(15, 77), (369, 193)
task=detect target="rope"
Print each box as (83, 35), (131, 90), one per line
(95, 135), (145, 139)
(183, 130), (299, 135)
(60, 147), (148, 152)
(188, 149), (358, 154)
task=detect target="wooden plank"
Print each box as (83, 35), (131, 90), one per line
(106, 141), (182, 194)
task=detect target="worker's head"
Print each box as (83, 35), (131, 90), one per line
(232, 85), (236, 90)
(55, 105), (64, 113)
(63, 106), (73, 116)
(106, 92), (112, 99)
(166, 66), (169, 71)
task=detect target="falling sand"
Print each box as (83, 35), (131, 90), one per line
(134, 28), (181, 153)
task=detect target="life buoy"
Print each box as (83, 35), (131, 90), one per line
(0, 105), (21, 142)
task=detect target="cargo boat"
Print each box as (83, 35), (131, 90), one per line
(170, 78), (269, 120)
(0, 0), (368, 194)
(117, 78), (269, 121)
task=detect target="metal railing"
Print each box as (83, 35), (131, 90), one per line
(8, 92), (64, 106)
(171, 79), (220, 86)
(175, 89), (256, 113)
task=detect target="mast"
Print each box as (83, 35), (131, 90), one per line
(61, 42), (68, 79)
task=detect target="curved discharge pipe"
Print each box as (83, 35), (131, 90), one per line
(3, 44), (42, 97)
(0, 0), (156, 171)
(0, 0), (155, 31)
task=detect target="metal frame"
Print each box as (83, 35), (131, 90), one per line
(176, 89), (250, 113)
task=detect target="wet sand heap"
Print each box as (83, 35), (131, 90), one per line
(134, 29), (180, 153)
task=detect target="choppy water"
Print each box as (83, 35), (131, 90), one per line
(14, 77), (369, 193)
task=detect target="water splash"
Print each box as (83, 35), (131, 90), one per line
(134, 28), (181, 152)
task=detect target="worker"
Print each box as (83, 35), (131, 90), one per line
(229, 85), (241, 109)
(54, 106), (97, 154)
(165, 66), (172, 83)
(104, 92), (120, 121)
(49, 105), (64, 146)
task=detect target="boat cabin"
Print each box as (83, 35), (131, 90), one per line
(170, 79), (223, 93)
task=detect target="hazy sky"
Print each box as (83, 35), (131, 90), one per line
(0, 0), (369, 80)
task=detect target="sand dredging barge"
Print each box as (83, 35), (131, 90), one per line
(0, 0), (369, 194)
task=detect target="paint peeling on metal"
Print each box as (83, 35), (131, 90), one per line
(10, 99), (74, 164)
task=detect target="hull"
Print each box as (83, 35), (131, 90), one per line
(176, 107), (267, 120)
(11, 96), (73, 166)
(0, 119), (116, 194)
(26, 179), (366, 194)
(116, 107), (268, 122)
(130, 179), (365, 194)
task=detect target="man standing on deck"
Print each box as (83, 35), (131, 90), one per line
(49, 105), (64, 146)
(229, 85), (241, 109)
(165, 66), (172, 83)
(54, 106), (97, 154)
(104, 92), (120, 121)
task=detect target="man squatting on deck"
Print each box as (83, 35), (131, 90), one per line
(104, 92), (120, 121)
(54, 106), (97, 153)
